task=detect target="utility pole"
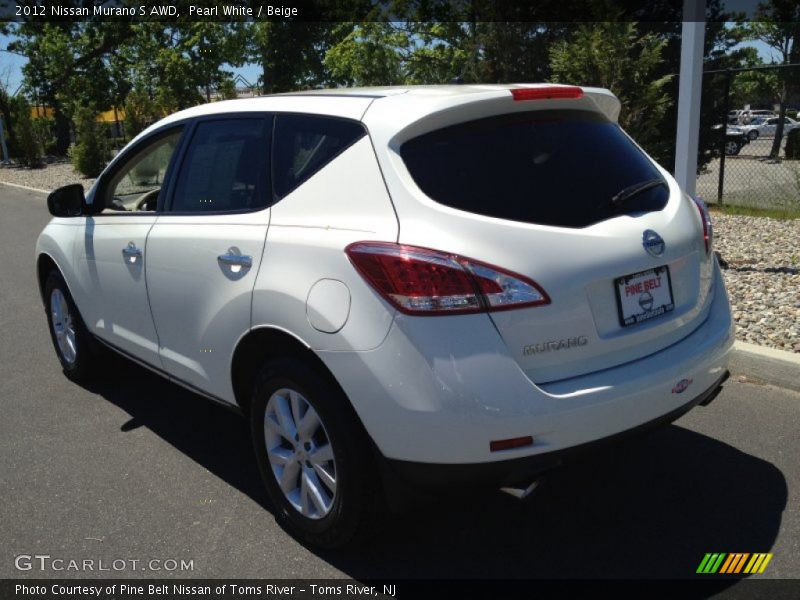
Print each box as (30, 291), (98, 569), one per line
(674, 0), (706, 197)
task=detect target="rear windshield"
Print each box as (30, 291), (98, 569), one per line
(400, 110), (668, 228)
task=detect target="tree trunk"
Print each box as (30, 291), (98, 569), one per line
(0, 94), (15, 150)
(54, 109), (71, 156)
(260, 43), (274, 95)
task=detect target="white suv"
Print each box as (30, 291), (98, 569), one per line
(37, 84), (734, 547)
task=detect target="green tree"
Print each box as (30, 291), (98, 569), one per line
(549, 22), (673, 165)
(10, 20), (133, 155)
(324, 23), (407, 86)
(11, 97), (43, 168)
(741, 3), (800, 159)
(249, 22), (346, 93)
(69, 105), (109, 178)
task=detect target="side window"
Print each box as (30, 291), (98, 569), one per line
(100, 129), (182, 213)
(273, 114), (366, 199)
(170, 118), (271, 213)
(768, 118), (778, 125)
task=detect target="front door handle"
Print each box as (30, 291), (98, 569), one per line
(217, 249), (252, 269)
(122, 242), (142, 263)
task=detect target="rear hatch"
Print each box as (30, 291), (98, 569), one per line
(369, 87), (715, 383)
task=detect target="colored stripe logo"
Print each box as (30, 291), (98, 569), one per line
(697, 553), (773, 574)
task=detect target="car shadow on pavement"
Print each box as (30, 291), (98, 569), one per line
(86, 355), (787, 580)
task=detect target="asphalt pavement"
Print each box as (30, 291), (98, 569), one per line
(1, 184), (798, 581)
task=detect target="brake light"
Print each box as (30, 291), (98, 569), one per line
(511, 86), (584, 101)
(691, 196), (713, 254)
(345, 242), (550, 316)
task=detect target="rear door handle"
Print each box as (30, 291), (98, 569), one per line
(217, 250), (252, 269)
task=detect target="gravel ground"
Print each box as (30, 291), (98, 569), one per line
(0, 162), (96, 193)
(713, 213), (800, 353)
(1, 163), (797, 353)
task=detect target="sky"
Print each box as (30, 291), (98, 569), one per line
(0, 31), (776, 97)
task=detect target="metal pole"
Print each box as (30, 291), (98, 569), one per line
(717, 70), (731, 206)
(674, 0), (706, 196)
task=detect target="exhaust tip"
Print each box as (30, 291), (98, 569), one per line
(500, 478), (541, 500)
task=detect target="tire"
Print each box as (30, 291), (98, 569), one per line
(44, 269), (102, 383)
(748, 130), (759, 140)
(250, 358), (380, 548)
(724, 141), (741, 156)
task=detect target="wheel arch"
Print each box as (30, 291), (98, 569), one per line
(36, 252), (62, 306)
(230, 326), (362, 424)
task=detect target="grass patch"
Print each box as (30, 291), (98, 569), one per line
(708, 203), (800, 220)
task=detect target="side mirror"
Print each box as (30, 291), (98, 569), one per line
(47, 184), (85, 217)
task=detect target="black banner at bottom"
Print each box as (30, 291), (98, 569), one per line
(3, 579), (800, 600)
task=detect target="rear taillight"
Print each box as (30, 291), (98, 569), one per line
(511, 86), (584, 101)
(691, 196), (713, 254)
(345, 242), (550, 316)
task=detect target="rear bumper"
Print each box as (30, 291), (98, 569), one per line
(319, 260), (734, 464)
(385, 370), (729, 488)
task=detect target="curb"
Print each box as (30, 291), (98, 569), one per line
(730, 341), (800, 392)
(0, 180), (50, 194)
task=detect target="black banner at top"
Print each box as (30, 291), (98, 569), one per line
(0, 0), (796, 23)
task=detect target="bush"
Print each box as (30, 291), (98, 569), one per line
(11, 98), (43, 168)
(69, 106), (109, 177)
(785, 128), (800, 160)
(32, 117), (58, 156)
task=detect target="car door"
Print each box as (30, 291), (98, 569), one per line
(764, 118), (778, 136)
(144, 115), (272, 402)
(72, 126), (185, 365)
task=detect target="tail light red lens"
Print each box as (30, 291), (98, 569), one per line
(511, 86), (584, 101)
(345, 242), (550, 316)
(691, 196), (713, 254)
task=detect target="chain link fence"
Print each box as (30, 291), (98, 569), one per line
(696, 64), (800, 212)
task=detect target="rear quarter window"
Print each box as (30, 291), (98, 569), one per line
(273, 114), (366, 199)
(400, 110), (668, 228)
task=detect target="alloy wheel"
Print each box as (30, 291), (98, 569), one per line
(50, 288), (77, 365)
(264, 388), (337, 519)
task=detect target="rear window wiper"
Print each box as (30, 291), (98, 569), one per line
(607, 178), (667, 209)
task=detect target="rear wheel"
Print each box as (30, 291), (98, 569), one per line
(250, 358), (379, 548)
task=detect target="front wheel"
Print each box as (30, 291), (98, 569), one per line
(44, 270), (101, 382)
(748, 130), (759, 140)
(724, 141), (741, 156)
(250, 358), (380, 548)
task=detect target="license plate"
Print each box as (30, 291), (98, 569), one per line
(614, 266), (674, 327)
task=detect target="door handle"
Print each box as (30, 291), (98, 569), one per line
(122, 242), (142, 263)
(217, 250), (253, 269)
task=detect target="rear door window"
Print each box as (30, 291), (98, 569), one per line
(400, 110), (669, 228)
(273, 114), (365, 199)
(170, 117), (271, 213)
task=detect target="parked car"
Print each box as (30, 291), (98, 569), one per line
(738, 109), (776, 125)
(727, 109), (744, 125)
(37, 84), (734, 548)
(719, 124), (751, 155)
(739, 116), (800, 140)
(737, 116), (768, 139)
